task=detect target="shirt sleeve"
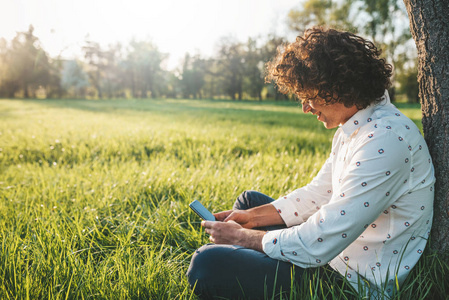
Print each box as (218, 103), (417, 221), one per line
(270, 154), (334, 227)
(262, 129), (411, 267)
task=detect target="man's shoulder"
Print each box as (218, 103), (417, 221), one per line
(360, 105), (422, 140)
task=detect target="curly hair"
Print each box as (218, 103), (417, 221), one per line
(266, 27), (393, 109)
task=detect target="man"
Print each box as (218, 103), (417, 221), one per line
(187, 27), (435, 299)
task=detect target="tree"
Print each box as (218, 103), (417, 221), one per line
(0, 25), (55, 98)
(0, 37), (18, 98)
(242, 37), (264, 101)
(287, 0), (356, 33)
(125, 39), (168, 98)
(260, 35), (290, 101)
(356, 0), (414, 100)
(357, 0), (400, 43)
(202, 58), (220, 99)
(216, 37), (245, 100)
(82, 41), (107, 99)
(102, 43), (126, 99)
(403, 0), (449, 253)
(396, 65), (419, 102)
(180, 53), (206, 99)
(61, 60), (89, 98)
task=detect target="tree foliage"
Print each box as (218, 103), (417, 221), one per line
(180, 53), (206, 99)
(0, 25), (58, 98)
(287, 0), (356, 33)
(0, 1), (420, 101)
(61, 60), (89, 98)
(125, 40), (168, 98)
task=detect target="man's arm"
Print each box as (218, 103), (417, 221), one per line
(202, 220), (266, 252)
(213, 204), (285, 229)
(200, 200), (284, 252)
(271, 155), (334, 227)
(263, 128), (423, 268)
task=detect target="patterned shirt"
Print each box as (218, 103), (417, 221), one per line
(262, 91), (435, 297)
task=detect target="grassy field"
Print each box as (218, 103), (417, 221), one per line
(0, 98), (446, 299)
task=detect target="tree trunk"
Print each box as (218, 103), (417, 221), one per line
(24, 82), (29, 98)
(96, 70), (103, 99)
(403, 0), (449, 253)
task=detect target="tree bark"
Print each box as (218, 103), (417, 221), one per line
(403, 0), (449, 253)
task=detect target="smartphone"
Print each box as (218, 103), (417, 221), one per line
(189, 200), (216, 221)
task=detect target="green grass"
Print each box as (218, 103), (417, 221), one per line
(0, 98), (446, 299)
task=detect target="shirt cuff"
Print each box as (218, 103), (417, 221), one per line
(271, 195), (305, 227)
(262, 229), (285, 259)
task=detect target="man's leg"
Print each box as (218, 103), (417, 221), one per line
(187, 191), (297, 299)
(187, 243), (304, 299)
(232, 190), (274, 210)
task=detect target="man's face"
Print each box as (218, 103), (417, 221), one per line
(302, 99), (359, 129)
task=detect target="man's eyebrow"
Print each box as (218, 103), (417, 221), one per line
(298, 97), (308, 105)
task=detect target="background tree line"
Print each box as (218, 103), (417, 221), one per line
(0, 0), (419, 102)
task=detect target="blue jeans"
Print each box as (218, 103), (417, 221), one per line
(187, 191), (307, 299)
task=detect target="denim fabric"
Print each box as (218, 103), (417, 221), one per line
(186, 190), (302, 299)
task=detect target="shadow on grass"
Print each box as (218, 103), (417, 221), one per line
(3, 98), (422, 132)
(14, 98), (329, 132)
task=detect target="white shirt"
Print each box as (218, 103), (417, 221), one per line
(262, 92), (435, 297)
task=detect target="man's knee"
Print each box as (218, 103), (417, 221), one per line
(186, 245), (210, 285)
(186, 244), (224, 296)
(234, 190), (271, 210)
(238, 190), (257, 202)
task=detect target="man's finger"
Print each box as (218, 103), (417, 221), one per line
(223, 212), (237, 223)
(201, 220), (214, 228)
(223, 213), (232, 222)
(213, 210), (232, 221)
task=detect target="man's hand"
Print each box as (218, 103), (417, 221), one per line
(202, 220), (265, 252)
(213, 210), (256, 228)
(213, 204), (285, 229)
(202, 220), (244, 244)
(203, 204), (285, 252)
(212, 210), (233, 221)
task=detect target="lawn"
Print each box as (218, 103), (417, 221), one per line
(0, 98), (446, 299)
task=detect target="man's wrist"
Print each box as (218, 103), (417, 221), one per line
(250, 209), (265, 228)
(244, 207), (260, 228)
(247, 204), (284, 228)
(238, 228), (265, 252)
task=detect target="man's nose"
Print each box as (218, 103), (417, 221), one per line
(302, 102), (312, 113)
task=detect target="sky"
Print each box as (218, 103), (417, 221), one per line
(1, 0), (300, 69)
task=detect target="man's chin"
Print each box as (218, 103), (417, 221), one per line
(322, 122), (337, 129)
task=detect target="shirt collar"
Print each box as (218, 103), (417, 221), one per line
(340, 90), (391, 138)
